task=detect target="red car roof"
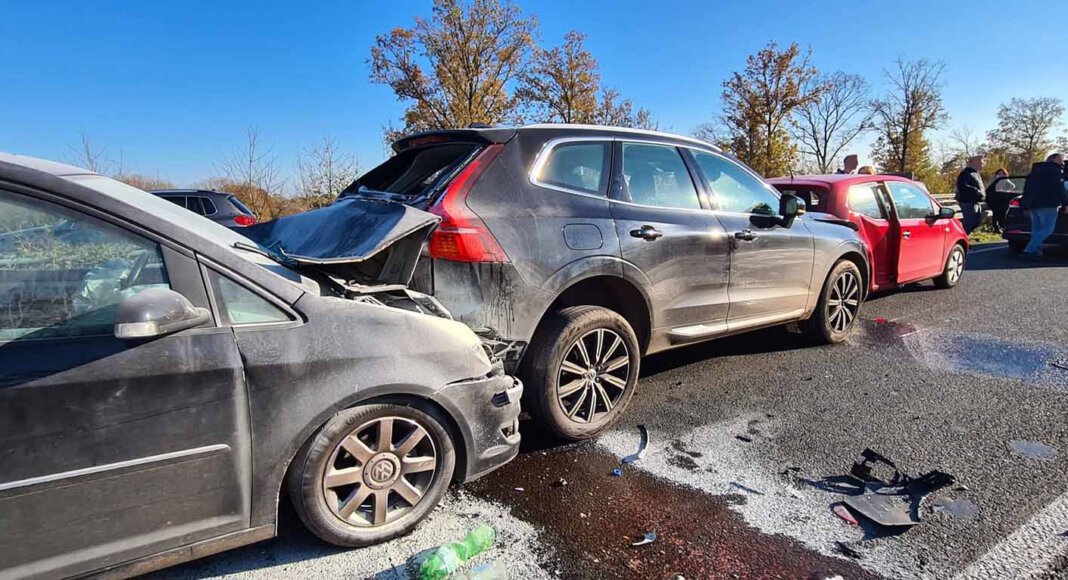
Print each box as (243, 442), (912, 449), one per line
(768, 174), (921, 189)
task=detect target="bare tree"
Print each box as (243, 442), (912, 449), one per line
(216, 127), (282, 218)
(68, 132), (108, 173)
(792, 71), (872, 173)
(296, 136), (360, 209)
(948, 126), (981, 159)
(870, 58), (948, 176)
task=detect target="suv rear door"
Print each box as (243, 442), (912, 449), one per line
(610, 141), (731, 342)
(688, 150), (814, 329)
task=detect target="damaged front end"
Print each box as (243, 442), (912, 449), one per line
(234, 197), (513, 360)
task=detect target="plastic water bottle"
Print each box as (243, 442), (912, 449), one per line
(419, 525), (497, 580)
(454, 558), (508, 579)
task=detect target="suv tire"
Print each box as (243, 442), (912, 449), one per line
(521, 306), (640, 441)
(288, 403), (455, 547)
(802, 259), (863, 344)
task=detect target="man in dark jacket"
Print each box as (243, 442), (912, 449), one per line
(955, 155), (985, 234)
(1020, 153), (1067, 257)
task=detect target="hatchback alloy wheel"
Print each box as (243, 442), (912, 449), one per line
(947, 247), (964, 284)
(557, 328), (631, 424)
(827, 270), (861, 333)
(321, 416), (437, 527)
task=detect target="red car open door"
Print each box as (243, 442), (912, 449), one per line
(885, 181), (946, 283)
(844, 182), (895, 290)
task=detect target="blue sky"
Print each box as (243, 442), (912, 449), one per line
(2, 0), (1066, 186)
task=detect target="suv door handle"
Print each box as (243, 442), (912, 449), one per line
(734, 229), (757, 241)
(902, 230), (911, 239)
(629, 225), (663, 241)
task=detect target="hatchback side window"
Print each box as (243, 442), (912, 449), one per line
(0, 189), (170, 341)
(847, 184), (887, 220)
(690, 150), (778, 215)
(620, 143), (700, 209)
(207, 270), (291, 326)
(533, 142), (610, 195)
(886, 182), (935, 219)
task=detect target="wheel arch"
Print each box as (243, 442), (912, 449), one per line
(274, 387), (472, 526)
(534, 273), (653, 354)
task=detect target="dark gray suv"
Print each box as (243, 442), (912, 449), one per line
(151, 188), (258, 227)
(341, 125), (869, 441)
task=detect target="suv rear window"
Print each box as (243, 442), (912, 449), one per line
(344, 143), (481, 200)
(533, 142), (609, 195)
(228, 196), (254, 216)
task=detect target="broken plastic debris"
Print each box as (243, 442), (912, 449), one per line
(631, 531), (657, 546)
(612, 468), (623, 477)
(932, 498), (979, 520)
(831, 503), (859, 526)
(835, 541), (863, 559)
(621, 424), (649, 464)
(551, 478), (569, 488)
(735, 435), (753, 443)
(873, 317), (889, 323)
(839, 448), (956, 528)
(513, 487), (524, 492)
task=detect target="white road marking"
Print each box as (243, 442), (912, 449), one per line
(954, 490), (1068, 579)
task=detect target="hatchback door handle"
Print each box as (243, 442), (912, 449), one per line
(734, 229), (757, 241)
(629, 225), (663, 241)
(902, 230), (911, 239)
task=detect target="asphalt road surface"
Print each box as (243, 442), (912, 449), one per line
(151, 242), (1068, 580)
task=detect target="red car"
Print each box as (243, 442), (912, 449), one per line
(769, 174), (967, 292)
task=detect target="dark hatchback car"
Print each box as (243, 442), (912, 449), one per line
(0, 154), (521, 578)
(339, 125), (869, 441)
(994, 174), (1068, 252)
(151, 188), (258, 227)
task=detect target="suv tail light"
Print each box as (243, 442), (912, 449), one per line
(427, 144), (509, 263)
(233, 214), (257, 227)
(1009, 197), (1021, 208)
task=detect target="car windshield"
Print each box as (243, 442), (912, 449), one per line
(64, 175), (299, 279)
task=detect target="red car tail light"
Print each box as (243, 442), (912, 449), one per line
(1009, 197), (1021, 208)
(233, 214), (257, 227)
(427, 144), (510, 263)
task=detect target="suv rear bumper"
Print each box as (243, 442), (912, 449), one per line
(438, 365), (523, 482)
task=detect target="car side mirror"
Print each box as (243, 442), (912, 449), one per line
(778, 193), (805, 227)
(930, 206), (955, 220)
(114, 288), (211, 340)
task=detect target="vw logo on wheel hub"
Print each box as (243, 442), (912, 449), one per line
(363, 454), (401, 489)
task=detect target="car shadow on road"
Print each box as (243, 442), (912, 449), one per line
(640, 326), (812, 378)
(966, 244), (1068, 271)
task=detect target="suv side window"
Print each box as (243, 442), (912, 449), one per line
(690, 150), (778, 215)
(0, 189), (170, 341)
(199, 196), (218, 216)
(163, 196), (187, 209)
(185, 196), (205, 215)
(533, 141), (610, 195)
(886, 182), (934, 219)
(620, 143), (700, 209)
(847, 183), (887, 220)
(207, 270), (291, 326)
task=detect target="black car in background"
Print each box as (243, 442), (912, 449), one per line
(339, 124), (870, 441)
(994, 175), (1068, 252)
(151, 188), (258, 227)
(0, 154), (521, 578)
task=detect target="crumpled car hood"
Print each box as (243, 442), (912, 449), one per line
(238, 196), (439, 288)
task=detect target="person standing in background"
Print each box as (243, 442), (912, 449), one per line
(1020, 153), (1068, 259)
(986, 167), (1014, 234)
(955, 155), (986, 234)
(836, 154), (859, 175)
